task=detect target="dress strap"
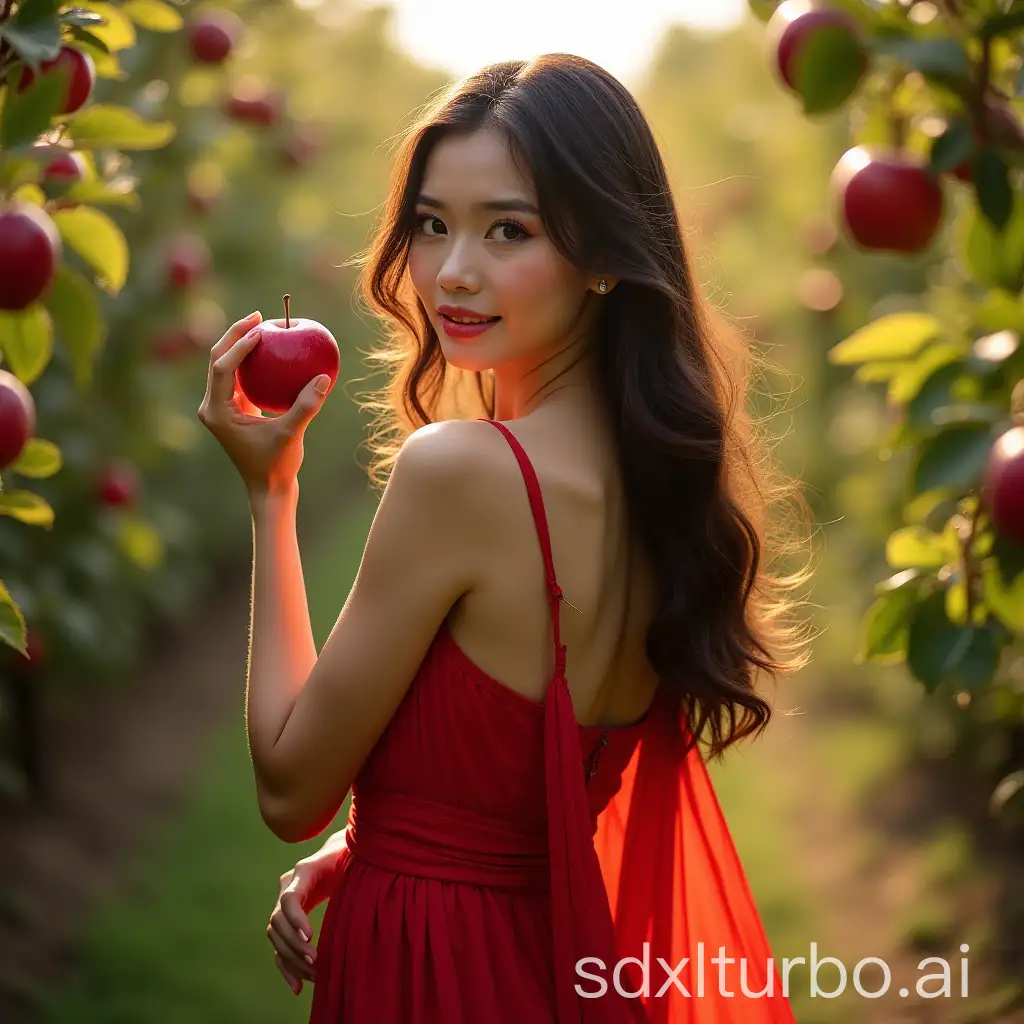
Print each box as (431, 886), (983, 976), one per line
(478, 419), (566, 677)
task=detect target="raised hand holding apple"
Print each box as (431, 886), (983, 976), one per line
(197, 297), (339, 498)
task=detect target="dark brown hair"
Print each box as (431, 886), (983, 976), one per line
(350, 54), (814, 759)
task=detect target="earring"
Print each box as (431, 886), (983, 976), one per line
(598, 279), (608, 293)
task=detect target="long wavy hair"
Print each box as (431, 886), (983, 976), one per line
(348, 53), (815, 760)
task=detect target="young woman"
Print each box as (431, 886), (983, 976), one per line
(200, 53), (813, 1023)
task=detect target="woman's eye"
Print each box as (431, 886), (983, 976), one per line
(417, 214), (445, 236)
(489, 221), (528, 242)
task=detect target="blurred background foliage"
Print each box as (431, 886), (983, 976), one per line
(1, 0), (1023, 1020)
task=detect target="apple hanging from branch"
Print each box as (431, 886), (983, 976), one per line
(236, 294), (340, 414)
(17, 46), (95, 115)
(0, 202), (62, 311)
(984, 426), (1024, 546)
(0, 370), (37, 468)
(188, 10), (243, 64)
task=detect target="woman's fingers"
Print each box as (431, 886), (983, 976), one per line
(210, 311), (261, 362)
(274, 952), (305, 995)
(268, 915), (316, 980)
(280, 887), (315, 946)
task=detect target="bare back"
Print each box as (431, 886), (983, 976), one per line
(445, 408), (660, 730)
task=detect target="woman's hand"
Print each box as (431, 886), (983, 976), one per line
(267, 849), (338, 996)
(197, 311), (333, 499)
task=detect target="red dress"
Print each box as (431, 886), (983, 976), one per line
(309, 419), (796, 1023)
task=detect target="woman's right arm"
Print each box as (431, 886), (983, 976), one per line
(267, 826), (348, 995)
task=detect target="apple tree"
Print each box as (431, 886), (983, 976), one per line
(0, 0), (183, 660)
(753, 0), (1024, 820)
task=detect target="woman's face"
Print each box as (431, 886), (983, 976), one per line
(407, 127), (594, 375)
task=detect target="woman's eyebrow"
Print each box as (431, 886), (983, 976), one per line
(417, 194), (540, 215)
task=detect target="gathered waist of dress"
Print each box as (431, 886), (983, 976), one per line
(345, 790), (550, 890)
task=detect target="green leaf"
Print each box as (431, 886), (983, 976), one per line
(122, 0), (183, 32)
(907, 590), (1000, 691)
(792, 24), (866, 116)
(64, 178), (140, 211)
(886, 36), (972, 92)
(0, 3), (62, 68)
(886, 525), (955, 569)
(64, 104), (175, 150)
(116, 515), (165, 570)
(0, 305), (53, 385)
(888, 344), (966, 404)
(0, 56), (68, 149)
(8, 437), (62, 478)
(44, 265), (105, 389)
(912, 424), (995, 496)
(68, 25), (111, 54)
(930, 120), (974, 175)
(973, 291), (1024, 334)
(77, 2), (136, 50)
(973, 148), (1014, 232)
(960, 190), (1024, 291)
(0, 578), (28, 655)
(60, 8), (107, 27)
(982, 557), (1024, 631)
(906, 362), (966, 435)
(0, 489), (54, 529)
(51, 206), (128, 293)
(980, 9), (1024, 38)
(857, 576), (920, 663)
(829, 312), (942, 365)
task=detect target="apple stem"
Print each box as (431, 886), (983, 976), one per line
(283, 293), (291, 329)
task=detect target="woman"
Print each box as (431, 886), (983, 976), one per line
(200, 53), (813, 1023)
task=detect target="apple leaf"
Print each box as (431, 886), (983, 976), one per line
(829, 312), (942, 365)
(68, 25), (112, 54)
(792, 25), (866, 116)
(60, 8), (107, 27)
(905, 362), (966, 436)
(929, 120), (974, 175)
(982, 557), (1024, 631)
(959, 190), (1024, 291)
(52, 206), (129, 294)
(0, 578), (28, 656)
(8, 438), (63, 479)
(44, 265), (106, 389)
(116, 515), (165, 571)
(911, 423), (995, 496)
(64, 104), (175, 150)
(980, 9), (1024, 39)
(856, 575), (921, 664)
(0, 1), (62, 70)
(973, 148), (1014, 233)
(884, 36), (972, 93)
(907, 590), (1001, 691)
(887, 344), (966, 405)
(885, 525), (956, 569)
(75, 2), (136, 50)
(0, 305), (53, 385)
(0, 489), (55, 529)
(65, 178), (140, 211)
(0, 57), (68, 150)
(122, 0), (183, 32)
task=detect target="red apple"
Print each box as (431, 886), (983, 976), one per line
(0, 202), (62, 311)
(167, 233), (211, 289)
(18, 47), (95, 115)
(831, 147), (944, 254)
(188, 10), (243, 64)
(224, 91), (280, 127)
(0, 370), (36, 469)
(984, 426), (1024, 545)
(236, 295), (339, 414)
(769, 0), (866, 100)
(96, 460), (140, 508)
(33, 145), (87, 185)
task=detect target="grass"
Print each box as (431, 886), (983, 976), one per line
(32, 480), (837, 1023)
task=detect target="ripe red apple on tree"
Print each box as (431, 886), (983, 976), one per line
(95, 460), (140, 508)
(153, 326), (202, 361)
(949, 101), (1024, 184)
(0, 202), (62, 310)
(33, 145), (87, 185)
(984, 426), (1024, 546)
(236, 294), (340, 414)
(831, 147), (944, 254)
(768, 0), (867, 107)
(0, 370), (36, 469)
(188, 9), (243, 64)
(224, 88), (281, 127)
(167, 233), (211, 289)
(17, 46), (95, 115)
